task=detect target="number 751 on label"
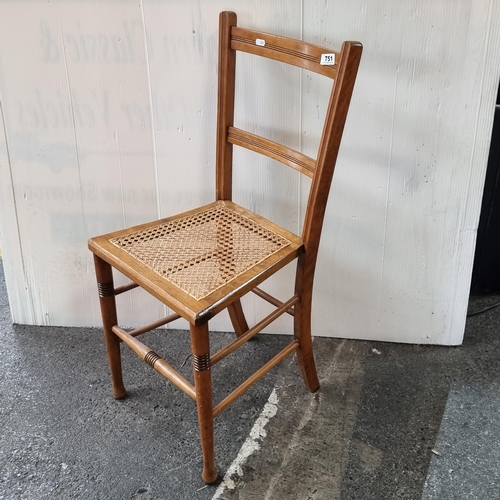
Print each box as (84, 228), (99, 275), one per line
(320, 53), (336, 66)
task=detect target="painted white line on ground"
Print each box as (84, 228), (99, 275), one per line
(211, 388), (280, 499)
(262, 390), (319, 500)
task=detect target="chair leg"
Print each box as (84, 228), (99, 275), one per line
(190, 323), (217, 483)
(294, 288), (320, 393)
(227, 299), (249, 337)
(93, 255), (127, 400)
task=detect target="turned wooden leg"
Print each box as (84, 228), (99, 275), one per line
(93, 255), (127, 400)
(190, 322), (217, 483)
(228, 299), (249, 338)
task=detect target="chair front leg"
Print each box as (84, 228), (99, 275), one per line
(93, 255), (127, 399)
(190, 322), (217, 483)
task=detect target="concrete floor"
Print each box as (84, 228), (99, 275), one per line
(1, 259), (500, 499)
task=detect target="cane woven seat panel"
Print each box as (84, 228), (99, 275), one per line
(110, 204), (292, 301)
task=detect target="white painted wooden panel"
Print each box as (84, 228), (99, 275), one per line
(0, 0), (498, 345)
(302, 0), (500, 344)
(0, 2), (165, 327)
(0, 101), (31, 322)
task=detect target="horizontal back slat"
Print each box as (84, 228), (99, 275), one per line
(227, 127), (315, 178)
(231, 27), (339, 78)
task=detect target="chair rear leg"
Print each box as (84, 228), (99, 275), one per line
(294, 290), (320, 392)
(190, 322), (217, 483)
(94, 255), (127, 399)
(228, 299), (249, 337)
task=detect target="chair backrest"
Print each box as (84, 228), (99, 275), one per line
(215, 11), (362, 255)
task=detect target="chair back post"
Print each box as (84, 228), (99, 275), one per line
(299, 41), (362, 283)
(216, 11), (237, 201)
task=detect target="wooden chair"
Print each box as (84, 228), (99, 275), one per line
(88, 11), (362, 484)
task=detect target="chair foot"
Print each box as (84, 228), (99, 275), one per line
(297, 348), (320, 392)
(307, 381), (320, 393)
(202, 467), (218, 484)
(105, 338), (127, 398)
(112, 387), (127, 399)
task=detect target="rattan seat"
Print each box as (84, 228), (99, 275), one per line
(88, 11), (362, 484)
(113, 204), (291, 299)
(90, 200), (303, 323)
